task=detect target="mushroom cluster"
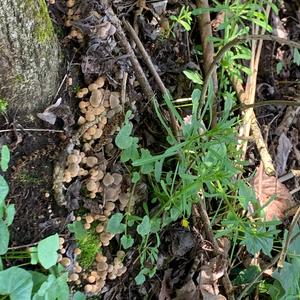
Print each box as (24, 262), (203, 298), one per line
(58, 213), (128, 295)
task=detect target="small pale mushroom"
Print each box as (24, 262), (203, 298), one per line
(88, 83), (99, 92)
(68, 163), (80, 177)
(87, 275), (96, 283)
(90, 89), (104, 108)
(109, 92), (120, 109)
(112, 173), (123, 185)
(94, 76), (105, 88)
(69, 273), (79, 281)
(86, 156), (98, 168)
(77, 116), (86, 125)
(96, 253), (107, 263)
(84, 284), (93, 293)
(79, 101), (89, 110)
(85, 111), (96, 122)
(67, 153), (81, 164)
(96, 224), (104, 233)
(84, 223), (91, 230)
(86, 179), (98, 192)
(96, 261), (108, 272)
(93, 128), (103, 139)
(104, 201), (115, 212)
(117, 250), (126, 259)
(60, 257), (71, 267)
(103, 173), (114, 187)
(85, 215), (94, 224)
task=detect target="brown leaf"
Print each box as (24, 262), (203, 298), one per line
(159, 269), (172, 300)
(253, 164), (296, 221)
(198, 256), (227, 299)
(174, 279), (200, 300)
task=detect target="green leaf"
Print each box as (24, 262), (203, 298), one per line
(37, 234), (59, 269)
(135, 269), (146, 285)
(137, 216), (151, 237)
(56, 273), (69, 300)
(32, 275), (57, 300)
(140, 149), (154, 175)
(293, 48), (300, 66)
(0, 267), (33, 300)
(29, 271), (47, 295)
(272, 258), (300, 297)
(120, 138), (139, 162)
(73, 291), (86, 300)
(121, 234), (134, 249)
(106, 213), (126, 234)
(0, 145), (10, 172)
(0, 220), (9, 255)
(115, 122), (134, 149)
(68, 221), (86, 240)
(5, 204), (15, 226)
(150, 218), (161, 233)
(132, 172), (140, 184)
(183, 69), (203, 85)
(0, 175), (9, 206)
(154, 159), (164, 182)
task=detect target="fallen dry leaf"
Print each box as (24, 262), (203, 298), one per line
(253, 164), (296, 221)
(198, 256), (227, 300)
(174, 278), (200, 300)
(276, 133), (292, 176)
(158, 269), (172, 300)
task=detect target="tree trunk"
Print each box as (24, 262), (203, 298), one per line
(0, 0), (61, 122)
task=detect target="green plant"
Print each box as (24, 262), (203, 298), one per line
(0, 145), (74, 300)
(169, 5), (192, 32)
(0, 98), (8, 113)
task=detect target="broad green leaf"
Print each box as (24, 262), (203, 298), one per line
(32, 274), (56, 300)
(73, 291), (86, 300)
(29, 271), (47, 294)
(154, 159), (164, 182)
(132, 172), (140, 184)
(68, 221), (86, 240)
(0, 145), (10, 172)
(233, 265), (261, 288)
(140, 149), (154, 175)
(0, 175), (9, 206)
(293, 48), (300, 66)
(115, 122), (134, 149)
(56, 273), (69, 299)
(106, 213), (125, 234)
(135, 270), (146, 285)
(0, 220), (9, 255)
(272, 258), (300, 298)
(150, 218), (161, 233)
(37, 234), (59, 269)
(121, 234), (134, 249)
(120, 138), (139, 162)
(170, 207), (181, 221)
(183, 69), (203, 85)
(137, 216), (151, 237)
(5, 204), (15, 226)
(0, 267), (33, 300)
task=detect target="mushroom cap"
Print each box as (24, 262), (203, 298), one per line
(60, 257), (71, 267)
(94, 76), (105, 88)
(87, 275), (96, 283)
(100, 116), (107, 124)
(87, 126), (97, 136)
(109, 92), (120, 109)
(103, 173), (114, 187)
(90, 89), (104, 108)
(86, 179), (98, 192)
(117, 250), (126, 259)
(93, 128), (103, 139)
(85, 111), (96, 122)
(67, 154), (81, 164)
(112, 173), (123, 185)
(84, 223), (91, 230)
(79, 101), (89, 109)
(86, 156), (98, 168)
(97, 261), (108, 272)
(84, 284), (93, 293)
(96, 253), (107, 263)
(77, 116), (86, 125)
(85, 215), (94, 224)
(69, 273), (79, 281)
(68, 163), (80, 177)
(104, 187), (119, 202)
(88, 83), (99, 92)
(93, 105), (105, 116)
(104, 201), (115, 211)
(107, 109), (115, 119)
(96, 224), (104, 233)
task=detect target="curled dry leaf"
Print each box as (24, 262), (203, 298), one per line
(275, 133), (292, 176)
(253, 164), (296, 221)
(198, 256), (227, 300)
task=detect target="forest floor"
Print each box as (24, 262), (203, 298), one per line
(2, 0), (300, 299)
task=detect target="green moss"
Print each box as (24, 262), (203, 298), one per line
(17, 170), (41, 185)
(25, 0), (55, 44)
(0, 98), (8, 113)
(77, 233), (100, 269)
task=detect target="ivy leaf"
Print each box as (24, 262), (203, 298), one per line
(293, 48), (300, 66)
(0, 220), (9, 255)
(0, 175), (9, 206)
(137, 216), (151, 237)
(5, 204), (15, 226)
(115, 123), (134, 149)
(135, 270), (146, 285)
(121, 235), (134, 249)
(68, 221), (86, 240)
(37, 234), (59, 269)
(0, 267), (33, 300)
(121, 138), (139, 162)
(106, 213), (125, 234)
(0, 145), (10, 172)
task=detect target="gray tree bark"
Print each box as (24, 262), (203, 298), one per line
(0, 0), (61, 122)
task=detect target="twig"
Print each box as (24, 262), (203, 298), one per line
(195, 0), (218, 128)
(251, 115), (275, 175)
(278, 206), (300, 268)
(0, 128), (64, 133)
(122, 20), (178, 138)
(121, 71), (128, 105)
